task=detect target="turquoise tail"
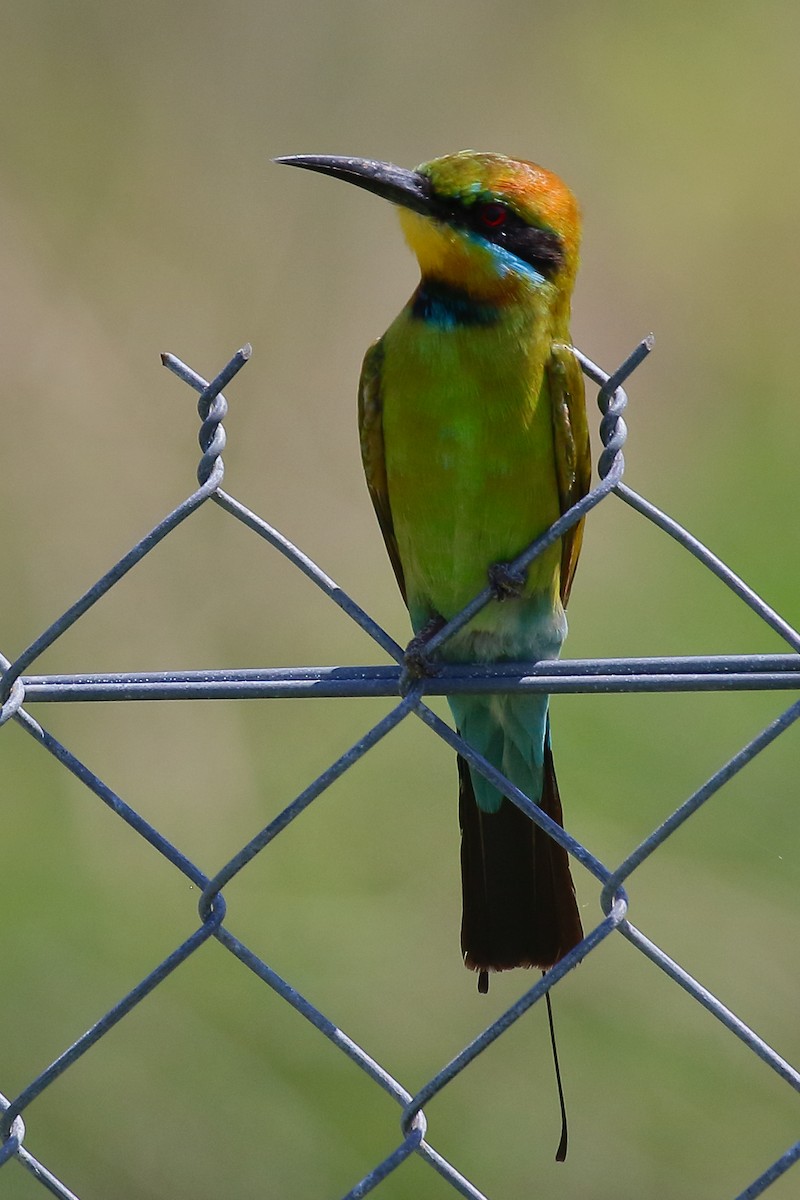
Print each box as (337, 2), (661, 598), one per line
(448, 693), (550, 815)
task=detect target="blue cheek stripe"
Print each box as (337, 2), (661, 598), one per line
(465, 230), (547, 286)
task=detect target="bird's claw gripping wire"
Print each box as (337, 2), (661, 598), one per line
(399, 615), (446, 694)
(488, 561), (528, 600)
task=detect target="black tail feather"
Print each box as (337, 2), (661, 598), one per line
(458, 737), (582, 976)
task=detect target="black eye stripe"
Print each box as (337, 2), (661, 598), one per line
(491, 222), (565, 276)
(423, 184), (565, 278)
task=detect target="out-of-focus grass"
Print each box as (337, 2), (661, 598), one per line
(1, 3), (798, 1198)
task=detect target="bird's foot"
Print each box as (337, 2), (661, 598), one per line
(488, 561), (527, 600)
(400, 615), (446, 693)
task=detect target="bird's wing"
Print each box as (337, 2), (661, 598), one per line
(547, 343), (591, 608)
(358, 337), (408, 604)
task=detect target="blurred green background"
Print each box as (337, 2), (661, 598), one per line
(1, 2), (798, 1198)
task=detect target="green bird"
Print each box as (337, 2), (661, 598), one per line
(277, 150), (589, 994)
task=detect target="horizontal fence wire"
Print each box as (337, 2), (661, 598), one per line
(1, 338), (798, 1199)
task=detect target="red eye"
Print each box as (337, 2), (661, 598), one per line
(479, 203), (508, 228)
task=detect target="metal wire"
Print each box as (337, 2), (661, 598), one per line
(1, 339), (797, 1199)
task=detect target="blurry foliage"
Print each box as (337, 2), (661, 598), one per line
(1, 2), (798, 1198)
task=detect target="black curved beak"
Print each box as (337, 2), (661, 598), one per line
(274, 154), (433, 217)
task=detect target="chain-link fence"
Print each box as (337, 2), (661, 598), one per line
(1, 340), (798, 1199)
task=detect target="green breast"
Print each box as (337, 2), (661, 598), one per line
(380, 303), (563, 643)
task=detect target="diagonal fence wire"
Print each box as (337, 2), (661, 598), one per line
(1, 339), (798, 1199)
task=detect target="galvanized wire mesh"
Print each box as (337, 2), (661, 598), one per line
(1, 340), (798, 1199)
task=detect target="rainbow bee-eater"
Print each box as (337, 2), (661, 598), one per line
(277, 151), (589, 993)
